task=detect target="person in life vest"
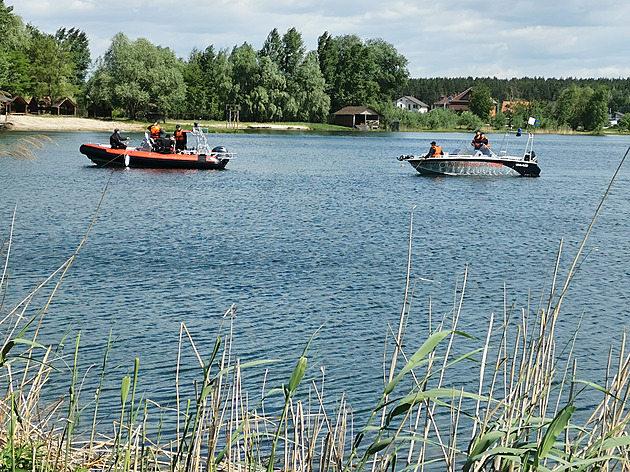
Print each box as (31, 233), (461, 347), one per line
(472, 130), (489, 151)
(148, 121), (163, 141)
(426, 141), (443, 158)
(173, 124), (187, 152)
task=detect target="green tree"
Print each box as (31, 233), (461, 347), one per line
(468, 84), (494, 121)
(554, 85), (607, 131)
(259, 28), (283, 65)
(55, 27), (91, 85)
(0, 1), (29, 52)
(365, 38), (408, 101)
(3, 50), (31, 95)
(28, 27), (75, 98)
(425, 108), (458, 130)
(228, 42), (259, 121)
(584, 85), (609, 132)
(618, 113), (630, 131)
(183, 47), (209, 118)
(491, 110), (507, 129)
(183, 45), (232, 120)
(252, 55), (286, 121)
(458, 110), (484, 130)
(317, 31), (339, 97)
(280, 27), (305, 79)
(554, 84), (582, 129)
(0, 0), (31, 93)
(293, 51), (330, 122)
(93, 33), (186, 119)
(316, 32), (407, 112)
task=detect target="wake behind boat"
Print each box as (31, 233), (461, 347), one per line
(398, 130), (540, 177)
(80, 125), (235, 169)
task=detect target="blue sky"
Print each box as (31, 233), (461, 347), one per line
(9, 0), (630, 79)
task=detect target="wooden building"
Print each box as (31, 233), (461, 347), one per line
(9, 95), (29, 114)
(52, 97), (77, 115)
(0, 92), (11, 115)
(433, 87), (474, 112)
(87, 102), (113, 119)
(332, 106), (380, 129)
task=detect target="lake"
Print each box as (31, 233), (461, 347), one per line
(1, 129), (629, 430)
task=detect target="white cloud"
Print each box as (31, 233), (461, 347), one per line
(8, 0), (630, 78)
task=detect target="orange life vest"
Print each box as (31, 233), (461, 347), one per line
(150, 124), (161, 140)
(434, 145), (442, 155)
(174, 129), (185, 141)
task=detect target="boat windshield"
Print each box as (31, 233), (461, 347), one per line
(450, 131), (534, 159)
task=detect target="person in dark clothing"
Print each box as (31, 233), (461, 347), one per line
(173, 124), (187, 152)
(110, 129), (129, 149)
(426, 141), (443, 158)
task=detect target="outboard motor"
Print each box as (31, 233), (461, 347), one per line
(212, 146), (228, 154)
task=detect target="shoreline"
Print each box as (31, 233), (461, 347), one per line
(0, 115), (312, 132)
(1, 114), (623, 136)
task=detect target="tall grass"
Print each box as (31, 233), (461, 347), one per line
(0, 143), (629, 472)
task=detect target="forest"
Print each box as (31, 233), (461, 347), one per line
(2, 0), (630, 132)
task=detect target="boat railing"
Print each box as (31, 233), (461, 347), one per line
(497, 130), (535, 160)
(451, 131), (534, 161)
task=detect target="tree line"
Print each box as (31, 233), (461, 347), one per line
(2, 0), (630, 132)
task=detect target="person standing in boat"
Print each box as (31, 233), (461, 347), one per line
(148, 121), (164, 141)
(109, 128), (129, 149)
(173, 124), (187, 152)
(426, 141), (443, 158)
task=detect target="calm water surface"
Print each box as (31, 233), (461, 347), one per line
(1, 129), (630, 425)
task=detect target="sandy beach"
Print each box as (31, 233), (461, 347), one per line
(2, 115), (149, 132)
(1, 115), (310, 132)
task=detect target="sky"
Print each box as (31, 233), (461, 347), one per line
(8, 0), (630, 79)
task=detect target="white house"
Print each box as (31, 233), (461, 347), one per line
(609, 110), (624, 126)
(394, 96), (429, 113)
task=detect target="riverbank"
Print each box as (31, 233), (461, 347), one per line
(0, 115), (317, 133)
(2, 114), (624, 135)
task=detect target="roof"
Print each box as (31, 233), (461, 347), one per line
(333, 106), (379, 115)
(501, 100), (530, 112)
(53, 97), (76, 107)
(10, 95), (28, 104)
(434, 86), (475, 106)
(396, 96), (429, 107)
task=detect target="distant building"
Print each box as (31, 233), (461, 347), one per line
(433, 87), (474, 112)
(0, 92), (12, 115)
(52, 97), (77, 116)
(609, 110), (624, 126)
(332, 106), (380, 129)
(25, 96), (76, 115)
(394, 96), (429, 113)
(501, 100), (530, 114)
(87, 102), (113, 119)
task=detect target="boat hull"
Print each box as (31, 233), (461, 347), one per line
(79, 144), (230, 170)
(408, 156), (540, 177)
